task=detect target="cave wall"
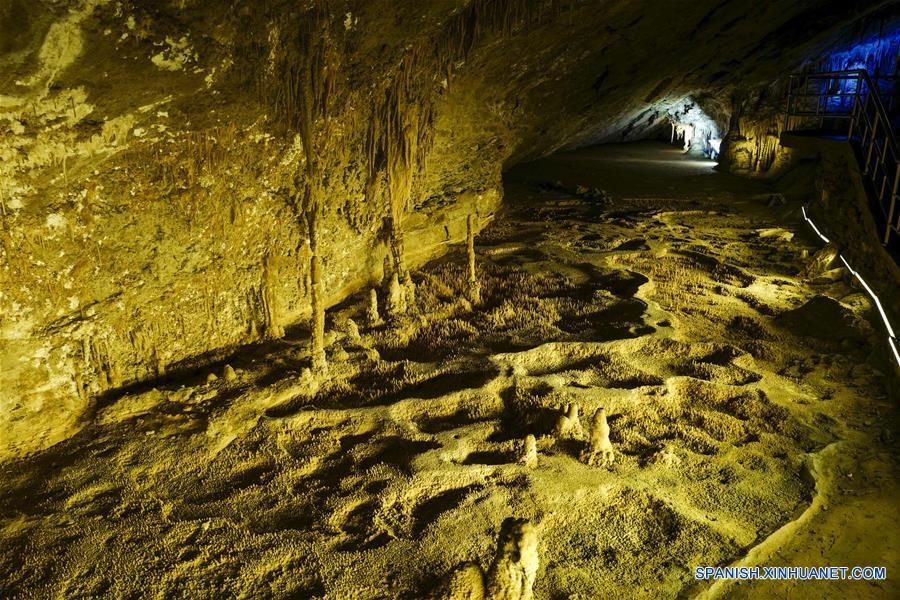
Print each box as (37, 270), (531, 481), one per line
(718, 7), (900, 176)
(1, 0), (895, 460)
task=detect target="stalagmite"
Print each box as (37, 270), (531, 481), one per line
(520, 434), (538, 469)
(310, 254), (327, 375)
(382, 256), (393, 287)
(342, 317), (361, 343)
(223, 364), (237, 382)
(434, 517), (539, 600)
(367, 288), (383, 327)
(486, 518), (539, 600)
(430, 562), (486, 600)
(403, 271), (417, 309)
(466, 214), (481, 304)
(554, 403), (583, 439)
(582, 408), (614, 466)
(387, 271), (407, 317)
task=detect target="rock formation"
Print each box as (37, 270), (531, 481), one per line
(0, 0), (890, 460)
(582, 408), (614, 467)
(430, 562), (486, 600)
(520, 435), (538, 469)
(367, 289), (383, 327)
(433, 517), (539, 600)
(554, 403), (583, 440)
(466, 214), (482, 304)
(486, 518), (540, 600)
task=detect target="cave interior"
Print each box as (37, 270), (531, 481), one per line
(1, 1), (900, 598)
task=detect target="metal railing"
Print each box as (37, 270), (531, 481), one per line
(784, 69), (899, 245)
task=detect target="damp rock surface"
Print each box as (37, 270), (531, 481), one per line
(0, 0), (888, 460)
(1, 144), (895, 598)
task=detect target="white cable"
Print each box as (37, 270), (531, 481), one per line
(801, 206), (830, 243)
(837, 255), (896, 339)
(802, 205), (899, 366)
(890, 337), (900, 366)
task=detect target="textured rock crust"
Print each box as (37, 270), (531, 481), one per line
(0, 0), (894, 458)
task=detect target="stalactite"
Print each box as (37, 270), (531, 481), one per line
(721, 86), (787, 175)
(309, 253), (327, 375)
(261, 253), (285, 339)
(360, 0), (550, 293)
(466, 214), (481, 304)
(250, 0), (555, 347)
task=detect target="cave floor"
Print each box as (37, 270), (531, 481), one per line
(2, 142), (898, 599)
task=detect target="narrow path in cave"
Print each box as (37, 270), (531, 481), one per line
(1, 142), (896, 599)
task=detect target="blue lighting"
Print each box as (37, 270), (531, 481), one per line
(813, 26), (900, 111)
(818, 26), (900, 77)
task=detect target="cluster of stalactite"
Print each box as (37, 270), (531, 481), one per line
(362, 0), (565, 280)
(241, 0), (568, 374)
(720, 84), (789, 174)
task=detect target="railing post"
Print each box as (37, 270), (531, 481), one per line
(847, 73), (860, 140)
(886, 165), (899, 245)
(860, 93), (872, 147)
(784, 76), (793, 132)
(865, 112), (880, 175)
(815, 91), (823, 129)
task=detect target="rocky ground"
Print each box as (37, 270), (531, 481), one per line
(1, 142), (897, 599)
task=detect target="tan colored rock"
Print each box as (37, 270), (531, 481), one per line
(223, 364), (237, 382)
(332, 346), (350, 362)
(520, 434), (538, 469)
(486, 518), (539, 600)
(342, 318), (361, 343)
(367, 289), (383, 327)
(801, 241), (839, 280)
(430, 562), (486, 600)
(582, 408), (614, 466)
(654, 445), (681, 468)
(387, 271), (407, 317)
(554, 403), (583, 439)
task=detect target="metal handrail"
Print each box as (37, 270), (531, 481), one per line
(784, 69), (900, 246)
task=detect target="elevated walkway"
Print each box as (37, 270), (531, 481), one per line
(782, 69), (899, 251)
